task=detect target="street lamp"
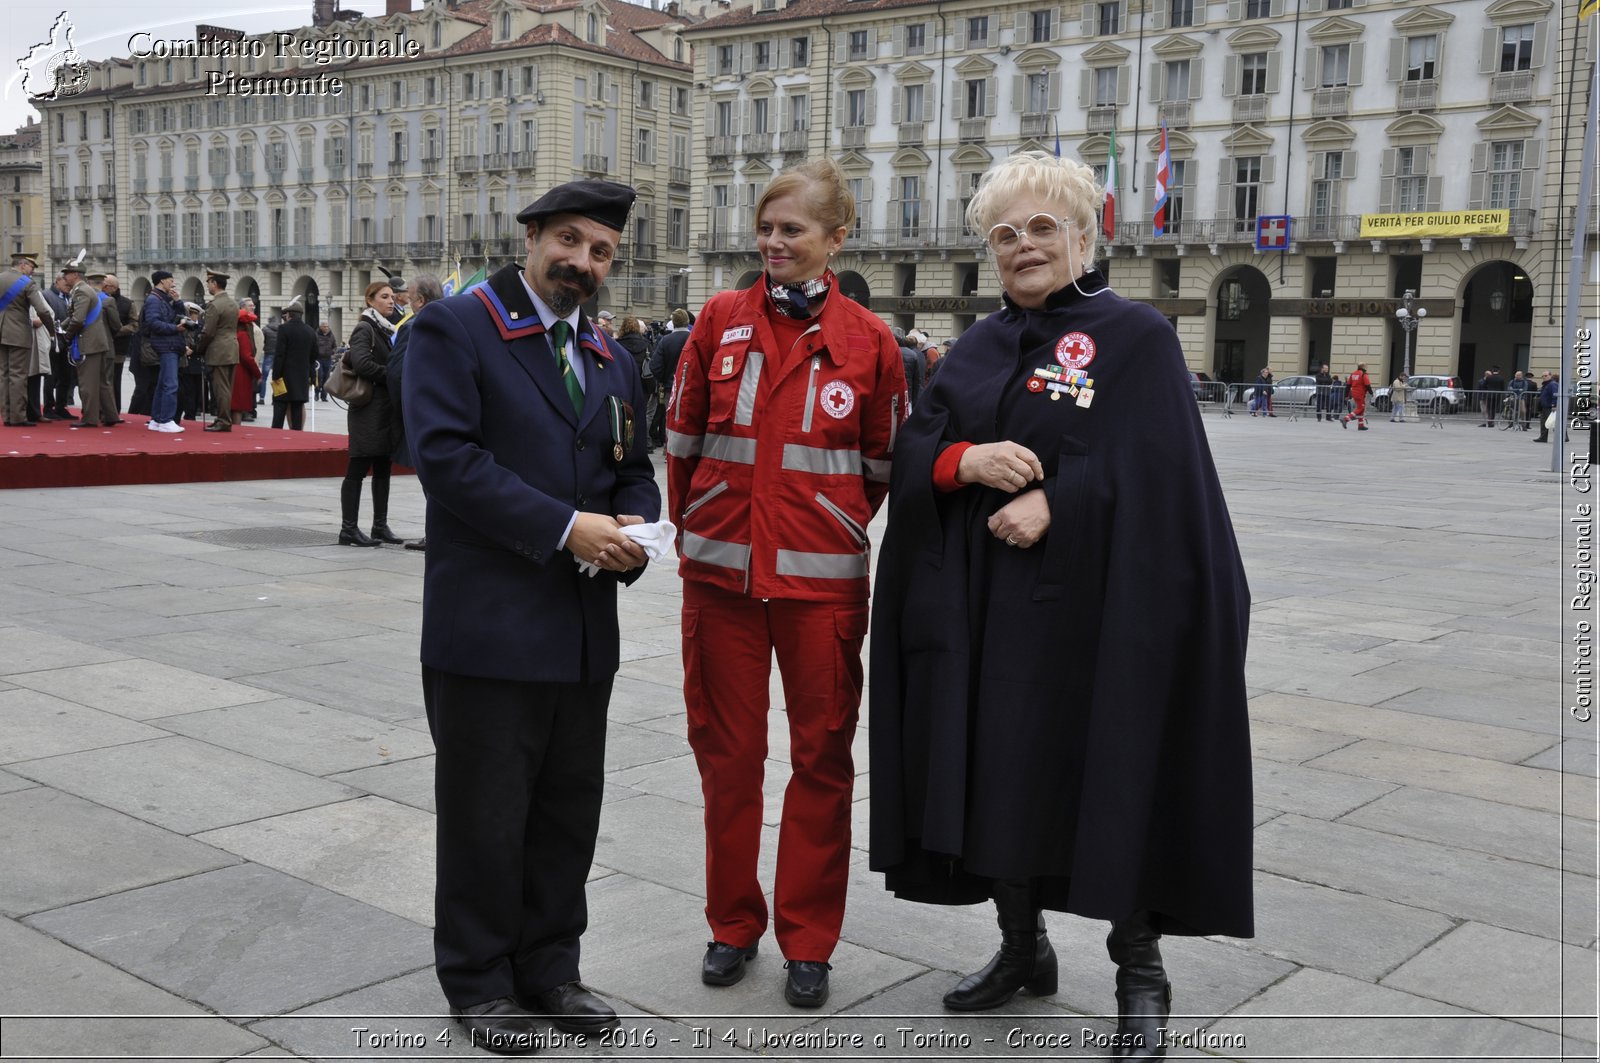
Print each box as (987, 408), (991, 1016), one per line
(1394, 288), (1427, 378)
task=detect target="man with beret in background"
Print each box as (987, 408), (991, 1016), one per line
(404, 179), (660, 1054)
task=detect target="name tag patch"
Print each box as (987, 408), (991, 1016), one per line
(721, 326), (753, 345)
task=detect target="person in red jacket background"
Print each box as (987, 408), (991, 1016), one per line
(666, 158), (906, 1009)
(1342, 362), (1372, 430)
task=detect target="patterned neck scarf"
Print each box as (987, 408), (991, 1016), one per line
(362, 305), (397, 339)
(766, 271), (833, 320)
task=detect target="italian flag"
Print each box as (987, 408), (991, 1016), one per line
(1102, 127), (1118, 242)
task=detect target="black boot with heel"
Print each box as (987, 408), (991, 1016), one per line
(942, 879), (1058, 1011)
(1107, 912), (1171, 1059)
(369, 471), (403, 544)
(338, 477), (377, 547)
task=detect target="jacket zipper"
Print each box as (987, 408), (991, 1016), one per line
(682, 479), (729, 520)
(814, 491), (868, 545)
(800, 354), (821, 434)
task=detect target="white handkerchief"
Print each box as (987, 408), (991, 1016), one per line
(577, 519), (678, 577)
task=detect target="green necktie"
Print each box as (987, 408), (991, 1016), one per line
(550, 320), (583, 414)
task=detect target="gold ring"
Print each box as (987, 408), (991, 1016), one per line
(1007, 536), (1018, 545)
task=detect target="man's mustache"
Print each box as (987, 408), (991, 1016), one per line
(546, 264), (597, 296)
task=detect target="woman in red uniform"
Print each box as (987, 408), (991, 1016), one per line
(666, 158), (906, 1008)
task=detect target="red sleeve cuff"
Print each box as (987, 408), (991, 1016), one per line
(933, 441), (973, 492)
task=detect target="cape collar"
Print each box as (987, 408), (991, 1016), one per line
(473, 263), (613, 360)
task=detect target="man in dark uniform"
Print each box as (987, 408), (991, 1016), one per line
(41, 264), (77, 419)
(103, 274), (134, 414)
(404, 180), (660, 1054)
(0, 252), (55, 426)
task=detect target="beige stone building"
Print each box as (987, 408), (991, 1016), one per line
(33, 0), (698, 335)
(0, 121), (46, 260)
(684, 0), (1594, 386)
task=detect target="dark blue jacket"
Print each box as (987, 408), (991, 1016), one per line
(1538, 379), (1559, 410)
(142, 291), (186, 356)
(403, 265), (661, 683)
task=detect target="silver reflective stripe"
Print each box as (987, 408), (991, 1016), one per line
(888, 394), (899, 453)
(682, 479), (729, 519)
(682, 531), (751, 571)
(666, 430), (703, 459)
(702, 432), (758, 464)
(734, 351), (764, 426)
(783, 443), (861, 476)
(777, 549), (868, 580)
(863, 457), (892, 482)
(800, 355), (821, 433)
(814, 491), (868, 543)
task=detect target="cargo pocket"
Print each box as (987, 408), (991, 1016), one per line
(1035, 435), (1090, 602)
(830, 604), (869, 731)
(706, 346), (747, 425)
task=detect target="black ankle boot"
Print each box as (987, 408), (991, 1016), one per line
(942, 879), (1058, 1011)
(339, 522), (377, 546)
(370, 523), (404, 544)
(1107, 913), (1171, 1059)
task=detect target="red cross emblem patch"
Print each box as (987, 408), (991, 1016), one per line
(821, 380), (855, 419)
(1055, 331), (1097, 370)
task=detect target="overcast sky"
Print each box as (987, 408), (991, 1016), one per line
(2, 1), (391, 135)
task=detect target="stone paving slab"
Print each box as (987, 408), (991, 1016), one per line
(1254, 814), (1591, 944)
(1379, 683), (1567, 736)
(7, 602), (217, 643)
(1523, 738), (1600, 776)
(328, 757), (437, 814)
(9, 735), (361, 835)
(0, 787), (236, 917)
(0, 766), (36, 793)
(1246, 719), (1359, 764)
(1381, 922), (1597, 1039)
(155, 698), (436, 776)
(0, 687), (170, 763)
(4, 657), (280, 720)
(1209, 966), (1573, 1063)
(1339, 786), (1593, 870)
(104, 628), (350, 679)
(1306, 739), (1587, 819)
(196, 796), (436, 926)
(25, 863), (433, 1017)
(1249, 759), (1399, 820)
(1249, 691), (1560, 762)
(0, 917), (269, 1062)
(0, 626), (128, 674)
(234, 659), (426, 723)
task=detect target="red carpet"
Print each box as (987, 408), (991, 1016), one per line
(0, 413), (403, 489)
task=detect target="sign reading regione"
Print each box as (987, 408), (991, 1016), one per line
(1255, 215), (1291, 251)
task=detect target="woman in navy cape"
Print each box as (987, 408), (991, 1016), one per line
(869, 151), (1253, 1058)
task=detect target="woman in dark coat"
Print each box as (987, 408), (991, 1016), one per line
(615, 315), (654, 453)
(271, 304), (316, 431)
(339, 282), (402, 546)
(869, 152), (1252, 1059)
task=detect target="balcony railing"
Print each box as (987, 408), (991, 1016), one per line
(1020, 113), (1053, 138)
(669, 166), (691, 185)
(1086, 107), (1119, 133)
(327, 165), (345, 182)
(51, 188), (68, 203)
(1300, 213), (1363, 241)
(387, 160), (407, 176)
(779, 130), (808, 153)
(697, 230), (758, 252)
(958, 118), (989, 142)
(511, 150), (537, 170)
(132, 179), (148, 194)
(897, 123), (926, 146)
(482, 152), (508, 171)
(742, 133), (773, 155)
(633, 242), (658, 260)
(854, 225), (985, 251)
(356, 163), (372, 178)
(298, 167), (316, 183)
(1158, 100), (1191, 129)
(454, 155), (479, 172)
(1491, 70), (1534, 104)
(582, 154), (609, 173)
(182, 176), (197, 191)
(1233, 95), (1268, 124)
(705, 135), (737, 158)
(1311, 87), (1350, 117)
(840, 126), (867, 148)
(407, 242), (445, 259)
(96, 184), (113, 200)
(159, 177), (174, 193)
(238, 170), (255, 186)
(1397, 79), (1438, 112)
(73, 187), (91, 202)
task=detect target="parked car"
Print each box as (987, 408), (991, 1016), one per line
(1371, 375), (1463, 413)
(1259, 374), (1320, 408)
(1190, 371), (1226, 403)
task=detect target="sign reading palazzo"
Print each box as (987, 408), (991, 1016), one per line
(1359, 210), (1510, 239)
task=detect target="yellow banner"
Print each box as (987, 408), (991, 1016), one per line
(1359, 210), (1510, 238)
(1583, 0), (1599, 20)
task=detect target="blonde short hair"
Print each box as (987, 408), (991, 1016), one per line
(965, 151), (1101, 263)
(756, 158), (856, 236)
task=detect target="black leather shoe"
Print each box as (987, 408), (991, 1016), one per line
(449, 997), (541, 1056)
(370, 523), (405, 545)
(67, 421), (95, 428)
(524, 981), (617, 1034)
(338, 523), (378, 547)
(702, 940), (758, 986)
(404, 536), (428, 551)
(203, 422), (231, 432)
(783, 961), (830, 1008)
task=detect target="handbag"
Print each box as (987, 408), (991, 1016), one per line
(270, 376), (287, 398)
(324, 350), (373, 406)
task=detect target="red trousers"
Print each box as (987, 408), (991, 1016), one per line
(682, 580), (866, 961)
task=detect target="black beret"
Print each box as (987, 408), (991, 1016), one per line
(151, 270), (173, 284)
(516, 179), (636, 231)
